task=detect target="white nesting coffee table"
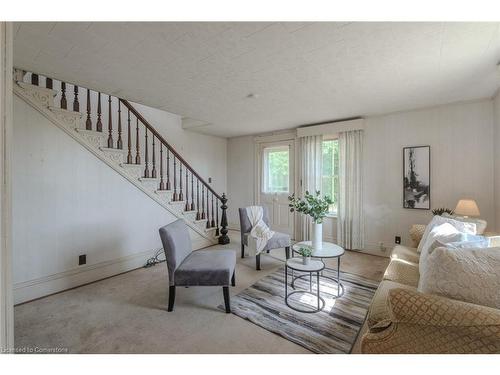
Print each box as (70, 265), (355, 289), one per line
(292, 241), (345, 298)
(285, 257), (325, 313)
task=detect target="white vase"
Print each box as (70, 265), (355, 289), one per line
(312, 222), (323, 250)
(302, 256), (310, 265)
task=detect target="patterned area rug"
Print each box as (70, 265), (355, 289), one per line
(222, 266), (379, 354)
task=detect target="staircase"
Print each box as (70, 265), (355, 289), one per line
(13, 70), (230, 246)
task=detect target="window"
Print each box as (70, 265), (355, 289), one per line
(321, 139), (339, 214)
(262, 146), (290, 193)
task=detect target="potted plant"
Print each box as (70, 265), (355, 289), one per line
(288, 191), (333, 250)
(297, 245), (313, 265)
(431, 207), (454, 216)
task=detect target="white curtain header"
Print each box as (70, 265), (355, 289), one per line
(297, 118), (364, 138)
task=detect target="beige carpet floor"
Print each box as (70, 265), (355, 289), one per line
(14, 232), (389, 353)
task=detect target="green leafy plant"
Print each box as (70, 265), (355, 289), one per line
(431, 207), (454, 216)
(288, 191), (333, 224)
(297, 245), (313, 258)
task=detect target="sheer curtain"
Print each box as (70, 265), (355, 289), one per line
(337, 130), (364, 250)
(297, 135), (323, 241)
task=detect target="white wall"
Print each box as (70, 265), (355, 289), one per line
(226, 135), (255, 229)
(12, 95), (227, 303)
(227, 98), (496, 255)
(494, 90), (500, 232)
(363, 99), (494, 251)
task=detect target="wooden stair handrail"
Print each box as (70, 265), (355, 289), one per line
(17, 68), (230, 245)
(120, 99), (222, 201)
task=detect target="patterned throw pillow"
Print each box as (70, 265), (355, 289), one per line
(418, 223), (463, 276)
(417, 215), (476, 253)
(409, 224), (426, 247)
(418, 247), (500, 309)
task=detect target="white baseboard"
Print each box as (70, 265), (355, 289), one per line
(358, 242), (391, 258)
(228, 223), (240, 231)
(323, 234), (390, 257)
(229, 229), (390, 258)
(14, 236), (215, 305)
(13, 248), (159, 304)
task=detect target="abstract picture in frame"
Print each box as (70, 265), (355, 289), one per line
(403, 145), (430, 209)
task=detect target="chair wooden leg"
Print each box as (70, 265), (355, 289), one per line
(223, 286), (231, 313)
(285, 246), (290, 259)
(256, 254), (261, 270)
(168, 286), (176, 312)
(241, 243), (245, 259)
(231, 271), (236, 287)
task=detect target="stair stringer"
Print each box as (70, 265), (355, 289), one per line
(14, 81), (217, 249)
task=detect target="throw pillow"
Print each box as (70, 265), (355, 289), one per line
(418, 246), (500, 309)
(409, 224), (426, 247)
(442, 213), (487, 234)
(417, 215), (477, 253)
(418, 222), (463, 276)
(444, 234), (490, 250)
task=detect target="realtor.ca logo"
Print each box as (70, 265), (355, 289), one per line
(1, 346), (69, 354)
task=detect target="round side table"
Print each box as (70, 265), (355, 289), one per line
(285, 257), (325, 313)
(292, 241), (345, 298)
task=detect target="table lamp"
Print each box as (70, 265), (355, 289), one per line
(454, 199), (480, 218)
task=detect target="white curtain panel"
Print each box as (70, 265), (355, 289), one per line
(337, 130), (364, 250)
(297, 135), (323, 241)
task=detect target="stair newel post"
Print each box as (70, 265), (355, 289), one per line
(107, 95), (113, 148)
(179, 164), (183, 201)
(31, 73), (39, 86)
(201, 185), (206, 220)
(185, 169), (190, 211)
(144, 128), (150, 178)
(127, 109), (133, 164)
(216, 200), (220, 236)
(166, 149), (171, 190)
(190, 173), (195, 211)
(117, 101), (123, 149)
(196, 180), (200, 220)
(135, 118), (140, 164)
(73, 85), (79, 112)
(218, 193), (230, 244)
(206, 188), (210, 228)
(211, 194), (215, 228)
(159, 144), (165, 190)
(85, 89), (92, 130)
(96, 92), (102, 132)
(60, 81), (67, 109)
(46, 77), (53, 89)
(172, 156), (177, 201)
(151, 136), (157, 178)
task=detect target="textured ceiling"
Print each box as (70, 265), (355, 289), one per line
(13, 22), (500, 137)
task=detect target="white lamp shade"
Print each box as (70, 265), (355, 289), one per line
(454, 199), (480, 217)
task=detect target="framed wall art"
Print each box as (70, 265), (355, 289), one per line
(403, 146), (430, 210)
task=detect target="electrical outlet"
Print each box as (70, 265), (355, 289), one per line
(79, 254), (86, 266)
(395, 236), (401, 244)
(379, 242), (385, 251)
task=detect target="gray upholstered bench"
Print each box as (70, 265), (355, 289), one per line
(159, 219), (236, 313)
